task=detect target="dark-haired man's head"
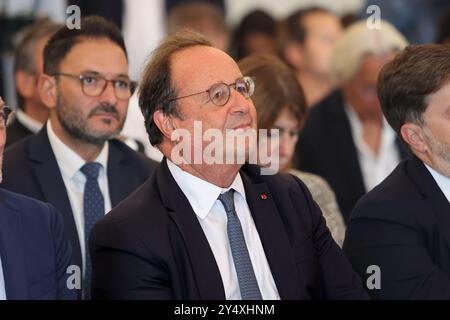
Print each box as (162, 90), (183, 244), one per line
(167, 2), (229, 52)
(14, 19), (61, 123)
(233, 10), (278, 60)
(39, 15), (133, 160)
(281, 7), (342, 106)
(378, 44), (450, 177)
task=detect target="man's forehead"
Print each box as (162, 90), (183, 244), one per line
(60, 38), (128, 73)
(170, 45), (241, 86)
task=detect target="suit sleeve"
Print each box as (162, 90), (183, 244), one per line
(291, 175), (369, 299)
(48, 204), (77, 300)
(89, 218), (173, 299)
(344, 201), (450, 299)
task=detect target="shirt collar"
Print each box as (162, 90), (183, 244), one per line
(424, 163), (450, 203)
(46, 120), (109, 180)
(15, 109), (44, 133)
(166, 159), (246, 220)
(344, 103), (397, 157)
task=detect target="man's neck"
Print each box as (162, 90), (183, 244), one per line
(297, 72), (334, 107)
(417, 152), (450, 179)
(176, 162), (240, 188)
(50, 119), (104, 162)
(160, 142), (242, 187)
(23, 103), (49, 124)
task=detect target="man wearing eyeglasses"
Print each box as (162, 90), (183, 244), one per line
(89, 31), (368, 300)
(0, 97), (75, 299)
(1, 16), (158, 299)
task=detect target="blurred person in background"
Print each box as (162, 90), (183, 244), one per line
(7, 19), (61, 148)
(167, 1), (229, 52)
(239, 54), (345, 246)
(231, 10), (279, 60)
(281, 7), (342, 107)
(296, 20), (409, 223)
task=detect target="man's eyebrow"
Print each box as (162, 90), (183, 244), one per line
(116, 73), (130, 79)
(80, 70), (130, 79)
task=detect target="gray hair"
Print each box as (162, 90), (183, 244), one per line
(330, 20), (408, 84)
(14, 19), (62, 73)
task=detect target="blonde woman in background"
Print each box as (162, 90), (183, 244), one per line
(239, 54), (346, 246)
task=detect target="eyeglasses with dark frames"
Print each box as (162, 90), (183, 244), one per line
(52, 73), (137, 100)
(168, 76), (255, 107)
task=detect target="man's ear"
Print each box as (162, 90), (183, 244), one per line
(38, 74), (57, 110)
(153, 109), (178, 142)
(15, 70), (37, 99)
(400, 123), (428, 154)
(283, 42), (304, 70)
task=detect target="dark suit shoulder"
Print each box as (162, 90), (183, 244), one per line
(5, 119), (33, 148)
(0, 188), (57, 225)
(297, 90), (347, 149)
(4, 133), (32, 160)
(242, 164), (322, 232)
(109, 139), (158, 172)
(307, 90), (344, 121)
(90, 174), (171, 262)
(349, 159), (423, 225)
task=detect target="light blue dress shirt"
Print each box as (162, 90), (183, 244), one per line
(0, 255), (6, 300)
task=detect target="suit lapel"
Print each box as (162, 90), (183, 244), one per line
(407, 157), (450, 246)
(106, 141), (127, 207)
(0, 197), (28, 299)
(28, 127), (82, 269)
(157, 160), (225, 299)
(240, 172), (301, 299)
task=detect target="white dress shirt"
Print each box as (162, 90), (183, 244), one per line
(167, 160), (280, 300)
(15, 109), (44, 134)
(47, 120), (112, 273)
(425, 164), (450, 203)
(0, 255), (6, 300)
(345, 105), (401, 192)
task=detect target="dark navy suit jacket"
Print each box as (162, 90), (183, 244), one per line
(0, 189), (75, 299)
(344, 156), (450, 299)
(296, 90), (409, 223)
(1, 125), (158, 278)
(90, 159), (369, 300)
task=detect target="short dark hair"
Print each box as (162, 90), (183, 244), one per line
(377, 44), (450, 136)
(283, 7), (334, 44)
(43, 15), (127, 75)
(139, 30), (212, 146)
(167, 1), (226, 35)
(233, 10), (277, 60)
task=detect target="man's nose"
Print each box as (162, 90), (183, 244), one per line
(228, 89), (251, 114)
(98, 81), (118, 106)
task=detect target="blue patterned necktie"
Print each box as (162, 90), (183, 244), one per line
(80, 162), (104, 300)
(218, 189), (262, 300)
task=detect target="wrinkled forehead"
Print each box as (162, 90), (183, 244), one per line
(170, 45), (243, 92)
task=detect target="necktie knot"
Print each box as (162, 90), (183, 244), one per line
(218, 189), (236, 214)
(80, 162), (102, 180)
